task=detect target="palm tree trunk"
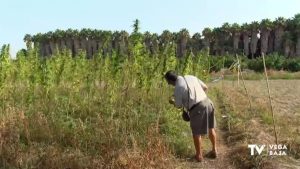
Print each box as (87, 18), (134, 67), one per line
(108, 42), (113, 56)
(103, 41), (112, 56)
(49, 41), (57, 55)
(291, 44), (296, 57)
(151, 39), (159, 55)
(180, 39), (187, 56)
(45, 43), (51, 57)
(80, 38), (88, 55)
(242, 33), (250, 56)
(284, 41), (291, 57)
(120, 39), (128, 56)
(203, 38), (210, 50)
(176, 42), (181, 57)
(233, 33), (241, 53)
(261, 30), (270, 55)
(33, 42), (38, 49)
(268, 32), (274, 54)
(144, 39), (151, 53)
(274, 27), (284, 53)
(65, 38), (73, 54)
(177, 38), (188, 57)
(73, 39), (80, 56)
(96, 41), (103, 55)
(60, 39), (66, 51)
(39, 42), (45, 56)
(250, 31), (259, 58)
(92, 40), (97, 56)
(87, 39), (93, 58)
(296, 34), (300, 57)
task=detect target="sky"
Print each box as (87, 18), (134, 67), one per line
(1, 0), (300, 57)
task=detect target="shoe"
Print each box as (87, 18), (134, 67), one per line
(205, 151), (217, 159)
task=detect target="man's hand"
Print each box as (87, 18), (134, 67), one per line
(169, 98), (175, 105)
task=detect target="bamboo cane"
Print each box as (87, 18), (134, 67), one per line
(236, 55), (240, 86)
(262, 53), (278, 145)
(236, 55), (253, 113)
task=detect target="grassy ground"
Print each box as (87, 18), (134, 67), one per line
(180, 78), (300, 169)
(211, 69), (300, 81)
(1, 56), (299, 169)
(209, 79), (300, 169)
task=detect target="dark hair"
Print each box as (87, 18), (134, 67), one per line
(164, 70), (178, 82)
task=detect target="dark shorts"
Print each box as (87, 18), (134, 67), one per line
(189, 98), (216, 135)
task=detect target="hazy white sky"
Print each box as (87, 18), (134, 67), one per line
(1, 0), (300, 57)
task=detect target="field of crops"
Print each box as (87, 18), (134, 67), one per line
(0, 43), (214, 168)
(1, 40), (300, 168)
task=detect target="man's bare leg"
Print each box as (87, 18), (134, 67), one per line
(193, 135), (203, 161)
(209, 128), (217, 154)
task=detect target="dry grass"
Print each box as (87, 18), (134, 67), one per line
(0, 108), (177, 169)
(211, 69), (300, 81)
(210, 79), (300, 168)
(239, 79), (300, 160)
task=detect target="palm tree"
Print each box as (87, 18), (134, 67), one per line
(84, 28), (94, 58)
(89, 29), (99, 57)
(101, 31), (113, 56)
(249, 21), (259, 58)
(159, 30), (173, 50)
(72, 29), (81, 56)
(112, 31), (120, 51)
(143, 31), (152, 53)
(40, 34), (51, 57)
(220, 23), (232, 55)
(95, 30), (103, 54)
(190, 33), (202, 54)
(282, 31), (293, 57)
(293, 13), (300, 57)
(267, 30), (275, 54)
(202, 27), (212, 51)
(212, 27), (222, 55)
(241, 23), (250, 56)
(32, 33), (48, 56)
(176, 28), (190, 57)
(150, 33), (159, 55)
(273, 17), (286, 53)
(65, 29), (74, 55)
(31, 33), (40, 45)
(118, 30), (129, 56)
(54, 29), (66, 51)
(23, 34), (33, 50)
(260, 19), (273, 55)
(79, 28), (89, 55)
(221, 22), (231, 40)
(230, 23), (241, 53)
(46, 31), (57, 55)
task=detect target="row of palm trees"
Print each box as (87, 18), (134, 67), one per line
(24, 14), (300, 58)
(24, 28), (196, 58)
(202, 14), (300, 58)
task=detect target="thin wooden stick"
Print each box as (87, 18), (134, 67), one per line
(236, 55), (240, 86)
(262, 53), (278, 145)
(237, 55), (253, 113)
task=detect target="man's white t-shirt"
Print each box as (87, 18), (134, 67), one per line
(174, 75), (207, 110)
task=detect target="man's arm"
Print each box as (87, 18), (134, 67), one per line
(198, 79), (208, 91)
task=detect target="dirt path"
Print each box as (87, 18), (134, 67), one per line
(177, 128), (235, 169)
(177, 80), (300, 168)
(175, 82), (236, 169)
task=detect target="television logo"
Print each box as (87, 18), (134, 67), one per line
(248, 144), (287, 156)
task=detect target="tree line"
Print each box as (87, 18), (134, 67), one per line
(24, 14), (300, 58)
